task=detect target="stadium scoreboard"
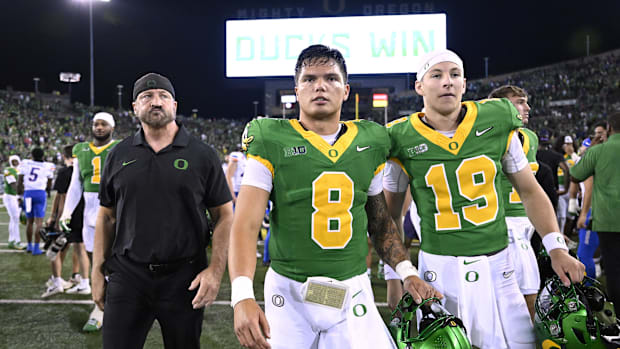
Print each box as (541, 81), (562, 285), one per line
(226, 13), (446, 77)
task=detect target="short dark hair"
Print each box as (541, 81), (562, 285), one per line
(488, 85), (527, 99)
(294, 45), (348, 85)
(63, 145), (74, 159)
(593, 120), (608, 130)
(32, 148), (44, 161)
(608, 111), (620, 132)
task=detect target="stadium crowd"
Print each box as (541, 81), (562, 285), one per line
(0, 89), (247, 166)
(2, 49), (619, 166)
(389, 48), (620, 146)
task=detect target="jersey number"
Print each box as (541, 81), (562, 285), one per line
(28, 167), (40, 182)
(311, 172), (354, 249)
(424, 155), (499, 230)
(91, 156), (101, 184)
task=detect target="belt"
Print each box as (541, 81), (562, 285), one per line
(148, 256), (196, 274)
(121, 255), (198, 275)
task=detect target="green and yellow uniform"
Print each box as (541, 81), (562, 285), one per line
(3, 167), (18, 195)
(502, 128), (539, 217)
(557, 153), (577, 190)
(72, 140), (119, 192)
(243, 118), (389, 282)
(387, 99), (523, 256)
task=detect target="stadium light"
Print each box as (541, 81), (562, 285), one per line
(74, 0), (109, 108)
(33, 77), (40, 94)
(253, 100), (259, 117)
(116, 84), (123, 110)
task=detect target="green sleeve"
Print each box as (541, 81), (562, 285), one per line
(570, 145), (598, 181)
(242, 119), (269, 162)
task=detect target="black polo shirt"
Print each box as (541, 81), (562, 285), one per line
(99, 121), (232, 263)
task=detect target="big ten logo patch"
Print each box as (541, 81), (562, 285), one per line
(284, 146), (307, 158)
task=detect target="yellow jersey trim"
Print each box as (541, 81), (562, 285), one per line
(409, 101), (477, 155)
(374, 162), (386, 176)
(289, 119), (358, 164)
(247, 154), (274, 177)
(88, 140), (116, 155)
(506, 130), (517, 156)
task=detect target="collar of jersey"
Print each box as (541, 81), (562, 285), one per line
(409, 101), (477, 155)
(289, 119), (358, 163)
(88, 140), (116, 155)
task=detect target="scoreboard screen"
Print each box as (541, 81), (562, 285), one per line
(226, 13), (446, 77)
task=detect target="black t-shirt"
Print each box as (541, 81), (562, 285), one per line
(99, 122), (232, 263)
(535, 162), (558, 210)
(536, 149), (565, 189)
(53, 165), (84, 232)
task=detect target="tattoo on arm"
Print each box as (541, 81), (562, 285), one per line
(366, 193), (409, 268)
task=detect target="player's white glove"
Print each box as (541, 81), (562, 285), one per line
(59, 212), (72, 232)
(567, 198), (579, 216)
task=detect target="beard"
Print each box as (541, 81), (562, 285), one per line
(93, 131), (111, 143)
(137, 107), (175, 128)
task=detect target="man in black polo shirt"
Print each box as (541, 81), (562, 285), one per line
(91, 72), (233, 349)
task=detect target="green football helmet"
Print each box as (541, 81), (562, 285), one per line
(535, 275), (620, 348)
(389, 293), (472, 349)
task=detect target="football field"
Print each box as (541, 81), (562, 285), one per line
(0, 192), (403, 348)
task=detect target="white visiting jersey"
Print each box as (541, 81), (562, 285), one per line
(229, 151), (246, 193)
(18, 159), (55, 191)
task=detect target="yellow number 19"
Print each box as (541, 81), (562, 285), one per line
(425, 155), (499, 230)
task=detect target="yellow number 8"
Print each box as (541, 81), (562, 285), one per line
(311, 172), (354, 249)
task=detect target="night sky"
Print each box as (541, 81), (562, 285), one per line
(1, 0), (619, 118)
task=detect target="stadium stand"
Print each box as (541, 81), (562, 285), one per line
(1, 49), (618, 165)
(0, 90), (247, 165)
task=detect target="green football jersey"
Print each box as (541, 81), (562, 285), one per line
(3, 167), (18, 195)
(72, 140), (119, 193)
(387, 99), (523, 256)
(243, 118), (389, 282)
(557, 153), (577, 189)
(501, 128), (539, 217)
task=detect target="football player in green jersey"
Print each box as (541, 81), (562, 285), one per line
(488, 85), (540, 321)
(3, 155), (25, 249)
(384, 50), (584, 349)
(229, 44), (440, 349)
(59, 112), (118, 332)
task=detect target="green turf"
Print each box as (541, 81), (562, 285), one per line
(0, 192), (405, 348)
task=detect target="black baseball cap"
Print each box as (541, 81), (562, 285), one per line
(133, 72), (175, 101)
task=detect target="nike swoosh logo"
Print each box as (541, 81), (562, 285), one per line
(122, 160), (136, 166)
(475, 126), (494, 136)
(503, 271), (514, 279)
(356, 146), (370, 152)
(463, 259), (480, 265)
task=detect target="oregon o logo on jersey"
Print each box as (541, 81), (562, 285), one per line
(352, 304), (367, 317)
(174, 159), (188, 170)
(448, 141), (459, 150)
(328, 149), (339, 158)
(424, 271), (437, 282)
(465, 271), (479, 282)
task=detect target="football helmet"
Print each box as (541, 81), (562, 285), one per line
(389, 293), (471, 349)
(535, 275), (620, 348)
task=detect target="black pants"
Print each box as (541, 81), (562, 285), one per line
(598, 232), (620, 314)
(103, 255), (206, 349)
